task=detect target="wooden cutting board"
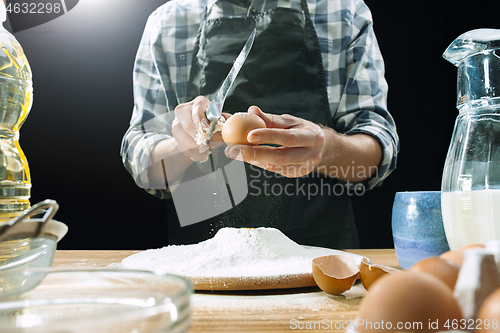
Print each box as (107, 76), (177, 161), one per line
(180, 246), (364, 291)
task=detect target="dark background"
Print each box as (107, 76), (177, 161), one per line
(6, 0), (500, 250)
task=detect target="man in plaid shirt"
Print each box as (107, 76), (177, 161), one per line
(121, 0), (399, 247)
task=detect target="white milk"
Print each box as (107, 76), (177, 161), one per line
(441, 190), (500, 250)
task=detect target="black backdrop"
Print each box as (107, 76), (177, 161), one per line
(6, 0), (500, 250)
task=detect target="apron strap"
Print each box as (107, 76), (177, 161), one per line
(300, 0), (311, 20)
(201, 0), (211, 24)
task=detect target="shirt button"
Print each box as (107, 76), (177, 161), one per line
(250, 7), (257, 15)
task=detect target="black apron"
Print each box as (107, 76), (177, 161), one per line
(166, 0), (359, 249)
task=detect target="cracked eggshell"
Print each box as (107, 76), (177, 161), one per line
(359, 257), (399, 291)
(312, 255), (359, 295)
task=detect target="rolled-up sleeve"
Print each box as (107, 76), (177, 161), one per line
(333, 0), (399, 190)
(120, 10), (174, 199)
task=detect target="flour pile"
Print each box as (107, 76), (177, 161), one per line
(121, 227), (345, 278)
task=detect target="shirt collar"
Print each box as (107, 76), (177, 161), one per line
(207, 0), (251, 11)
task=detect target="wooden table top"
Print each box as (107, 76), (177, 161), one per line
(53, 249), (399, 333)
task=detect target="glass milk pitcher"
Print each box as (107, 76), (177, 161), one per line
(441, 29), (500, 250)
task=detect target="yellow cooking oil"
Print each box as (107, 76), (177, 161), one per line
(0, 209), (31, 266)
(0, 120), (32, 266)
(0, 0), (33, 268)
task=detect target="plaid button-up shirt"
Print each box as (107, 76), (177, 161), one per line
(121, 0), (400, 199)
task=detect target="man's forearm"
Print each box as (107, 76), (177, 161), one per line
(148, 138), (194, 187)
(316, 128), (382, 182)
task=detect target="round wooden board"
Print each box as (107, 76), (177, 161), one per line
(186, 272), (316, 291)
(182, 247), (364, 291)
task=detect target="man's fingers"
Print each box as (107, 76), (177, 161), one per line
(247, 106), (299, 129)
(247, 127), (318, 147)
(226, 145), (320, 167)
(174, 103), (198, 138)
(192, 96), (211, 135)
(224, 144), (315, 177)
(172, 118), (209, 153)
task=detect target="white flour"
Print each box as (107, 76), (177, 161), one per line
(121, 227), (352, 278)
(194, 116), (224, 147)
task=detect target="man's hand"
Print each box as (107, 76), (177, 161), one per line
(173, 96), (229, 162)
(149, 96), (230, 186)
(223, 106), (382, 181)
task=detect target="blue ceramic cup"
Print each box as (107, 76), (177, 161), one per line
(391, 191), (450, 269)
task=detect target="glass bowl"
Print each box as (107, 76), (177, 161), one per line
(0, 219), (68, 298)
(0, 268), (191, 333)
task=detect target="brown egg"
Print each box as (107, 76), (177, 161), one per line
(439, 243), (486, 267)
(460, 243), (486, 251)
(359, 257), (399, 291)
(476, 287), (500, 332)
(222, 112), (266, 147)
(410, 256), (460, 290)
(440, 250), (464, 266)
(357, 271), (463, 332)
(312, 255), (359, 295)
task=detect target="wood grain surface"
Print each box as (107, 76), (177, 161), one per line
(53, 249), (399, 333)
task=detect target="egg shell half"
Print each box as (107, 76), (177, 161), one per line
(359, 257), (399, 291)
(312, 255), (359, 295)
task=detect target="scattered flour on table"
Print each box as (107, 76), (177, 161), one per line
(191, 283), (366, 313)
(191, 292), (342, 313)
(121, 227), (345, 278)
